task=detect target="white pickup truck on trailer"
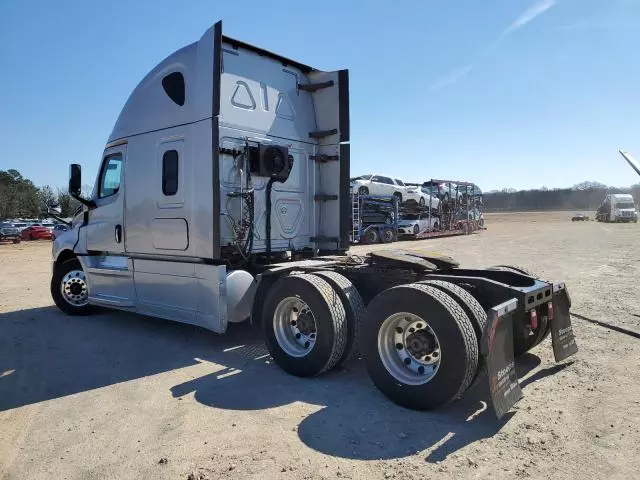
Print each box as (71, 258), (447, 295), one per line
(51, 21), (577, 417)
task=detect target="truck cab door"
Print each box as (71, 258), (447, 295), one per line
(81, 144), (136, 307)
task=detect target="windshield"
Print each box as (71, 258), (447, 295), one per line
(615, 202), (635, 209)
(394, 179), (405, 186)
(351, 175), (372, 181)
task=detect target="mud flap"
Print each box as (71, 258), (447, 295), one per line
(481, 298), (523, 420)
(551, 283), (578, 362)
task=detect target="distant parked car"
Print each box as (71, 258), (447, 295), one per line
(571, 214), (589, 222)
(51, 224), (70, 240)
(0, 223), (21, 243)
(12, 222), (29, 232)
(350, 174), (406, 202)
(21, 225), (53, 240)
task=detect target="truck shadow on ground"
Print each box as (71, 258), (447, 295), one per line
(170, 324), (565, 462)
(0, 306), (566, 462)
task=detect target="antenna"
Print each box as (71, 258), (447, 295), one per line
(619, 149), (640, 176)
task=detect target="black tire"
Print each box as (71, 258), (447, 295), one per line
(443, 192), (450, 204)
(262, 274), (347, 377)
(413, 224), (420, 235)
(314, 271), (365, 364)
(12, 238), (20, 244)
(51, 258), (94, 316)
(380, 228), (394, 243)
(363, 228), (379, 244)
(419, 197), (426, 207)
(363, 283), (478, 410)
(420, 280), (487, 389)
(393, 192), (402, 204)
(358, 186), (369, 195)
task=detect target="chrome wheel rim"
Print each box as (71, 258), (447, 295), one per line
(61, 270), (89, 307)
(378, 312), (441, 385)
(273, 297), (317, 357)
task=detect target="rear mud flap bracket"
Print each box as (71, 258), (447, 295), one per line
(481, 298), (523, 420)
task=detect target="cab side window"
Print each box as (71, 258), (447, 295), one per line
(162, 150), (179, 196)
(98, 154), (123, 198)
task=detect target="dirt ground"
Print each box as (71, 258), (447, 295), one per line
(1, 211), (639, 480)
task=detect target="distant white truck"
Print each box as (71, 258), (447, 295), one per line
(595, 193), (638, 223)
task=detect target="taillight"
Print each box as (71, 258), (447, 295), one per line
(547, 301), (554, 321)
(530, 309), (538, 330)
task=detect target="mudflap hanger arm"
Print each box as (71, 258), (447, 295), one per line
(479, 283), (578, 419)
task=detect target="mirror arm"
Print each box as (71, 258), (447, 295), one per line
(45, 212), (72, 227)
(71, 193), (96, 210)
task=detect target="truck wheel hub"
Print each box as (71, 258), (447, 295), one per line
(61, 270), (89, 307)
(377, 313), (441, 386)
(406, 330), (436, 358)
(273, 297), (317, 358)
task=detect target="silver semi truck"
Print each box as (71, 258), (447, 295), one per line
(51, 22), (577, 417)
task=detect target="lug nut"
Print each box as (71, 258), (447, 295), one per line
(416, 323), (422, 329)
(432, 351), (439, 358)
(424, 355), (431, 361)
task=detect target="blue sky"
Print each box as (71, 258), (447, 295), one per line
(1, 0), (639, 191)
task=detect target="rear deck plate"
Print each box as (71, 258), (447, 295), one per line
(369, 250), (438, 271)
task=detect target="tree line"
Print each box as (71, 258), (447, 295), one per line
(3, 169), (639, 218)
(0, 169), (89, 219)
(483, 181), (640, 212)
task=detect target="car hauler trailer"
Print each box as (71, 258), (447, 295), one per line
(51, 22), (577, 418)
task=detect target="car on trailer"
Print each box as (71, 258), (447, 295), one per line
(404, 183), (440, 210)
(397, 212), (440, 236)
(350, 175), (406, 203)
(50, 21), (577, 417)
(571, 213), (588, 222)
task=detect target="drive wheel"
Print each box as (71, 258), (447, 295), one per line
(263, 274), (347, 377)
(413, 224), (420, 235)
(51, 258), (94, 315)
(363, 283), (478, 410)
(314, 271), (365, 363)
(420, 280), (487, 388)
(358, 186), (369, 195)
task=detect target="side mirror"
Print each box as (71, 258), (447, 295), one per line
(68, 163), (96, 209)
(69, 164), (82, 196)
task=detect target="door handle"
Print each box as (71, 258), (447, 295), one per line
(115, 225), (122, 244)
